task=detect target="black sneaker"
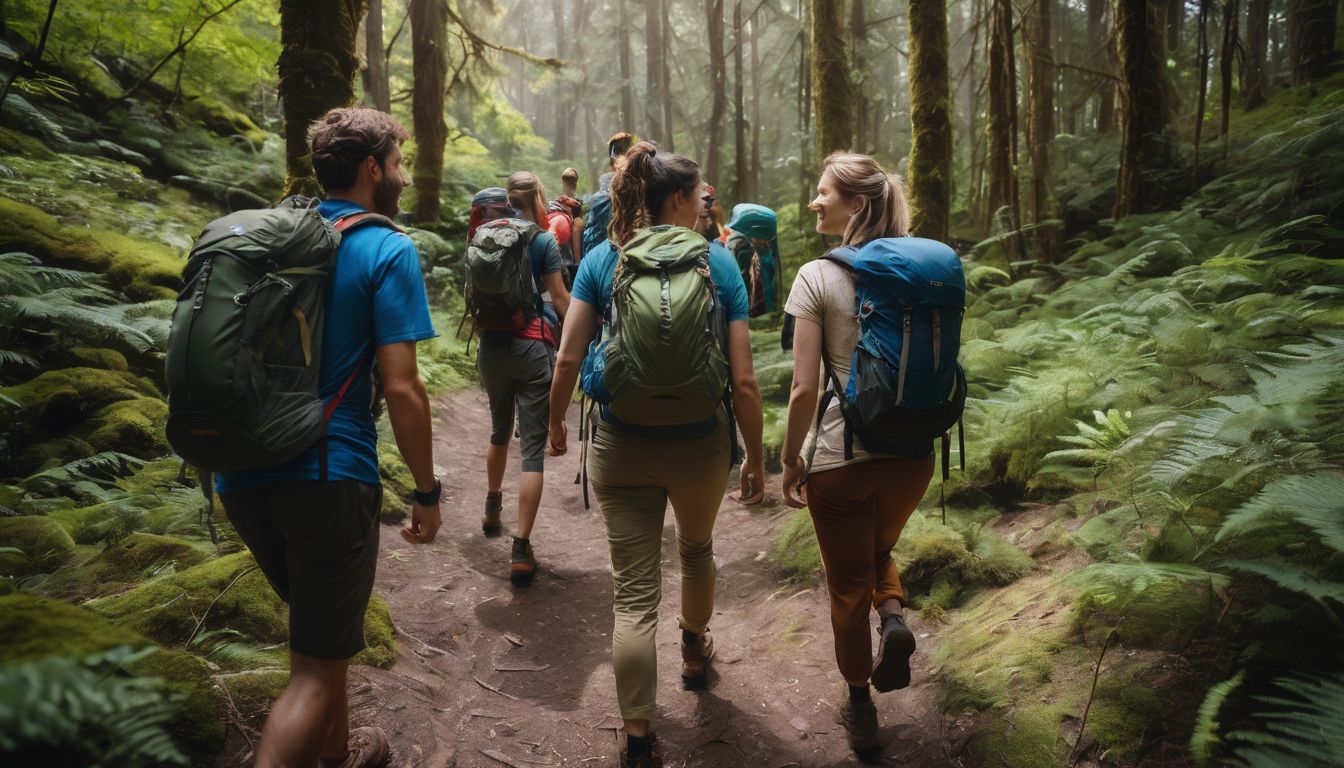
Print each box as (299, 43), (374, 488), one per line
(618, 732), (663, 768)
(509, 537), (537, 586)
(871, 611), (916, 692)
(482, 491), (502, 537)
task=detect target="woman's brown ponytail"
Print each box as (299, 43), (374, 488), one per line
(608, 141), (702, 248)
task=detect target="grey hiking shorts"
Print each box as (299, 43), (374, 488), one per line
(477, 336), (555, 472)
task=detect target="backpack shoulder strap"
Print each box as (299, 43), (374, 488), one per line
(820, 244), (859, 270)
(334, 211), (405, 234)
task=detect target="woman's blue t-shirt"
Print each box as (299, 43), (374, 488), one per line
(572, 234), (751, 321)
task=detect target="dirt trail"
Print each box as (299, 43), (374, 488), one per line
(347, 389), (962, 767)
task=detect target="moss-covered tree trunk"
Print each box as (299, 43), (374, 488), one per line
(810, 0), (854, 167)
(278, 0), (367, 198)
(733, 0), (750, 201)
(986, 0), (1020, 227)
(1027, 0), (1058, 261)
(1244, 0), (1270, 108)
(1288, 0), (1337, 85)
(706, 0), (727, 186)
(908, 0), (952, 241)
(410, 0), (446, 224)
(1114, 0), (1171, 218)
(362, 0), (390, 112)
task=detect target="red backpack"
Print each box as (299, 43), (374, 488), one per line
(468, 187), (514, 244)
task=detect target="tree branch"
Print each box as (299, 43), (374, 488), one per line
(443, 2), (561, 70)
(101, 0), (246, 112)
(0, 0), (59, 112)
(1055, 60), (1121, 83)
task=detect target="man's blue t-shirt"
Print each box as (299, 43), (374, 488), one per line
(572, 234), (750, 322)
(216, 199), (437, 494)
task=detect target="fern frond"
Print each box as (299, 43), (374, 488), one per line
(1221, 559), (1344, 605)
(1217, 473), (1344, 552)
(1225, 672), (1344, 768)
(1191, 671), (1244, 767)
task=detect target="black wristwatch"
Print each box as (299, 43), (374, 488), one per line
(413, 479), (442, 506)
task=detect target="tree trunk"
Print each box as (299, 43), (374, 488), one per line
(1088, 0), (1118, 133)
(1114, 0), (1172, 218)
(750, 11), (762, 202)
(553, 0), (571, 158)
(279, 0), (367, 197)
(363, 0), (390, 112)
(732, 1), (750, 201)
(908, 0), (952, 240)
(706, 0), (728, 186)
(1218, 0), (1238, 143)
(1027, 0), (1058, 260)
(617, 0), (635, 128)
(1193, 0), (1211, 176)
(799, 0), (812, 236)
(646, 0), (664, 142)
(986, 0), (1020, 227)
(1167, 0), (1184, 51)
(967, 0), (985, 229)
(1244, 0), (1270, 108)
(851, 0), (870, 153)
(1270, 3), (1285, 84)
(410, 0), (446, 224)
(661, 0), (675, 150)
(810, 0), (855, 166)
(1288, 0), (1337, 84)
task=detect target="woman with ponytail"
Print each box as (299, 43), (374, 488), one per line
(547, 142), (765, 768)
(778, 152), (933, 759)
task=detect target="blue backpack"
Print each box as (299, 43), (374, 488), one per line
(819, 237), (967, 481)
(582, 190), (612, 255)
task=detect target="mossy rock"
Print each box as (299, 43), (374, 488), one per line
(181, 95), (269, 148)
(961, 317), (997, 341)
(353, 593), (396, 668)
(378, 445), (414, 524)
(0, 515), (76, 576)
(16, 436), (98, 475)
(88, 551), (288, 645)
(967, 265), (1013, 291)
(1128, 239), (1196, 278)
(68, 346), (131, 371)
(41, 532), (208, 601)
(217, 668), (289, 712)
(770, 508), (822, 581)
(125, 644), (227, 755)
(2, 367), (168, 463)
(0, 196), (182, 301)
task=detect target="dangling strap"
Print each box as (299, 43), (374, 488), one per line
(819, 355), (856, 461)
(896, 310), (911, 406)
(724, 389), (739, 468)
(958, 415), (966, 472)
(932, 309), (942, 372)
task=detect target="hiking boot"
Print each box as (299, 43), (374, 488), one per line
(482, 491), (503, 537)
(327, 725), (390, 768)
(680, 628), (715, 689)
(618, 732), (663, 768)
(509, 537), (537, 586)
(839, 692), (881, 759)
(871, 611), (916, 693)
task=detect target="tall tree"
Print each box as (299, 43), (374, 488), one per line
(908, 0), (953, 240)
(1288, 0), (1337, 84)
(1244, 0), (1271, 108)
(1192, 0), (1212, 176)
(851, 0), (870, 153)
(553, 0), (571, 159)
(645, 0), (665, 142)
(706, 0), (728, 186)
(278, 0), (367, 197)
(661, 0), (675, 150)
(1089, 0), (1118, 132)
(617, 0), (635, 129)
(810, 0), (855, 166)
(986, 0), (1021, 227)
(1027, 0), (1058, 260)
(1167, 0), (1184, 50)
(362, 0), (390, 112)
(733, 0), (750, 201)
(749, 11), (762, 201)
(1218, 0), (1238, 143)
(1114, 0), (1172, 217)
(410, 0), (446, 224)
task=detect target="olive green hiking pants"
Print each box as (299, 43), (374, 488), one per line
(588, 418), (730, 720)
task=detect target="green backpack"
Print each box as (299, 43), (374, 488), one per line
(464, 217), (541, 332)
(165, 197), (397, 472)
(582, 225), (730, 430)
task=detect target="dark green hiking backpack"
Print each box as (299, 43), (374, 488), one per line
(580, 225), (730, 430)
(165, 197), (397, 472)
(464, 217), (542, 332)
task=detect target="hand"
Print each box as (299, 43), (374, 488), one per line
(730, 457), (766, 506)
(781, 454), (808, 509)
(547, 419), (568, 456)
(401, 500), (441, 544)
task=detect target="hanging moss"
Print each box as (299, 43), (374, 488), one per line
(0, 515), (77, 576)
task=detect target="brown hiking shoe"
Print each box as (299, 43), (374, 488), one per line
(680, 629), (715, 688)
(839, 693), (881, 759)
(618, 732), (663, 768)
(510, 537), (537, 586)
(482, 491), (502, 536)
(328, 725), (390, 768)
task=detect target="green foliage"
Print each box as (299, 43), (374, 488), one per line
(1069, 563), (1228, 649)
(1222, 673), (1344, 768)
(1191, 672), (1245, 767)
(770, 509), (822, 581)
(0, 514), (76, 576)
(0, 646), (190, 767)
(1217, 473), (1344, 553)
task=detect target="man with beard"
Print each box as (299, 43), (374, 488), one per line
(214, 107), (440, 768)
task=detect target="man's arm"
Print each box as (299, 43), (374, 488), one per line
(377, 340), (440, 543)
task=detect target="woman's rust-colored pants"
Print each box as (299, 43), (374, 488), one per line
(806, 455), (935, 685)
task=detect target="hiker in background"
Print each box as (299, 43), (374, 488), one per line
(779, 152), (964, 760)
(695, 185), (725, 242)
(582, 131), (635, 256)
(724, 203), (782, 317)
(546, 194), (584, 287)
(210, 107), (440, 768)
(468, 186), (514, 244)
(468, 171), (571, 586)
(560, 166), (581, 198)
(547, 142), (765, 768)
(558, 166), (586, 269)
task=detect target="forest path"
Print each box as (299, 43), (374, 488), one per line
(355, 388), (961, 768)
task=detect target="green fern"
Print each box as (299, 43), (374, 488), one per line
(1223, 673), (1344, 768)
(0, 252), (99, 297)
(1191, 671), (1245, 767)
(1221, 559), (1344, 608)
(1217, 473), (1344, 553)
